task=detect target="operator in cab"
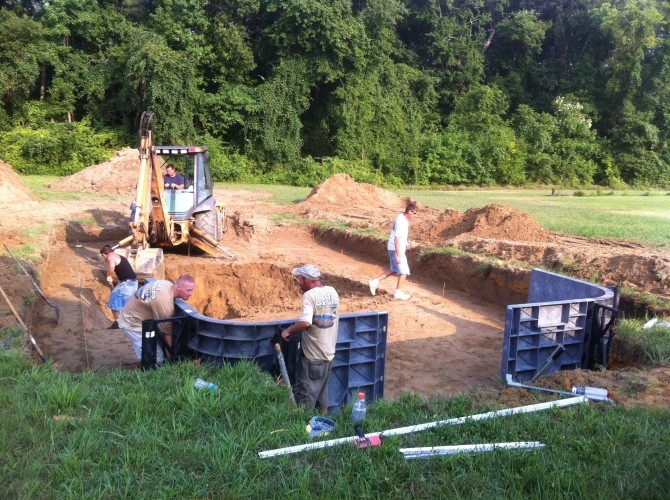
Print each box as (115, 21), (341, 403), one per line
(164, 164), (185, 189)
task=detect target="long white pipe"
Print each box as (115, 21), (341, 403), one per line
(400, 441), (545, 459)
(258, 396), (587, 459)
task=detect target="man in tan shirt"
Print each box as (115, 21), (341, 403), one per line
(118, 275), (196, 363)
(281, 264), (339, 414)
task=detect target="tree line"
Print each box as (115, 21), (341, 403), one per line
(1, 0), (668, 188)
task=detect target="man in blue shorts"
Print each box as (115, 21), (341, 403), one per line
(368, 204), (418, 300)
(100, 245), (138, 329)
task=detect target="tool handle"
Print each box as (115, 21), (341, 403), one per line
(0, 285), (47, 362)
(5, 245), (59, 308)
(274, 343), (296, 404)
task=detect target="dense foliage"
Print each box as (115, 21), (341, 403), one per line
(1, 0), (669, 187)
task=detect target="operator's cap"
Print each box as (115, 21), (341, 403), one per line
(292, 264), (321, 280)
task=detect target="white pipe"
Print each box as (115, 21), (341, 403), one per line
(400, 441), (545, 459)
(258, 396), (587, 459)
(505, 374), (613, 403)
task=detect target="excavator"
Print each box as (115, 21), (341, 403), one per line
(113, 112), (233, 279)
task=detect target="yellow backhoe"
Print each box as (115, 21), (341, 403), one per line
(113, 112), (233, 279)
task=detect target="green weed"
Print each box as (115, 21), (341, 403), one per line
(22, 291), (37, 306)
(7, 243), (41, 264)
(616, 318), (670, 364)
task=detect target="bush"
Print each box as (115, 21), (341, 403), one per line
(0, 119), (122, 175)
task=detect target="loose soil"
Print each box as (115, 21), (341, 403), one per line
(1, 158), (669, 409)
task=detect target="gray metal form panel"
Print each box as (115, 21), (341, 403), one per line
(176, 300), (387, 412)
(501, 269), (615, 382)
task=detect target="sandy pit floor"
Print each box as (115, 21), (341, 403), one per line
(1, 153), (669, 408)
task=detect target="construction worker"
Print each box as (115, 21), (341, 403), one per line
(100, 245), (138, 329)
(163, 164), (185, 189)
(281, 264), (339, 415)
(118, 275), (196, 363)
(368, 203), (418, 300)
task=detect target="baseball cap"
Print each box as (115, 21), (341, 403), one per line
(292, 264), (321, 280)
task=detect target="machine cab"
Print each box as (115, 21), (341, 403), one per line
(153, 146), (215, 218)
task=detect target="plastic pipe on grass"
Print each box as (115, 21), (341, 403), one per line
(257, 396), (588, 459)
(400, 441), (546, 459)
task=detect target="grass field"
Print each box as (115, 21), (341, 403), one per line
(397, 188), (670, 245)
(1, 342), (669, 498)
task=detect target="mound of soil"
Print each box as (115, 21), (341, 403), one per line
(441, 204), (556, 243)
(0, 159), (38, 204)
(302, 173), (407, 212)
(47, 148), (139, 195)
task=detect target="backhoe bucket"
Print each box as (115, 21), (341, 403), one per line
(121, 248), (165, 282)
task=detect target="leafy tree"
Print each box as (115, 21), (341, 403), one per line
(487, 9), (551, 109)
(513, 96), (601, 185)
(0, 9), (48, 120)
(244, 57), (312, 165)
(431, 85), (526, 186)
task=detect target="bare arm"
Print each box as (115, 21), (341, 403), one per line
(281, 320), (311, 341)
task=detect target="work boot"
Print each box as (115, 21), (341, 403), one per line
(393, 290), (411, 301)
(368, 279), (379, 296)
(108, 321), (119, 329)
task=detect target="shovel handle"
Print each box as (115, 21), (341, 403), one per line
(0, 285), (47, 362)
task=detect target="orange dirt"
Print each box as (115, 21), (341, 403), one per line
(1, 159), (669, 409)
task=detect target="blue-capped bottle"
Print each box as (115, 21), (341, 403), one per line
(194, 378), (217, 391)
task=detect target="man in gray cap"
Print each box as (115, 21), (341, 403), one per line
(281, 264), (340, 414)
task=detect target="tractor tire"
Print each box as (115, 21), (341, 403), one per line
(194, 208), (222, 242)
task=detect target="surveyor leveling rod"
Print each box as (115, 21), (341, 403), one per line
(5, 245), (61, 323)
(0, 284), (47, 362)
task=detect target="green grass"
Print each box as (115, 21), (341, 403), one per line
(21, 175), (118, 202)
(217, 183), (670, 246)
(0, 335), (668, 498)
(219, 182), (312, 205)
(396, 187), (670, 245)
(21, 177), (669, 245)
(4, 242), (42, 264)
(616, 318), (670, 364)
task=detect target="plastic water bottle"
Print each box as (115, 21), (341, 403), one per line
(572, 386), (608, 399)
(194, 378), (217, 391)
(351, 392), (367, 424)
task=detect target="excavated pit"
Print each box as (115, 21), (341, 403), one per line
(3, 164), (667, 406)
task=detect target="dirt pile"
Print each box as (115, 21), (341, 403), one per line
(410, 204), (555, 246)
(301, 173), (408, 212)
(443, 204), (555, 242)
(0, 159), (38, 204)
(47, 148), (139, 195)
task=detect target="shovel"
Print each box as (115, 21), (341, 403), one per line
(5, 245), (60, 323)
(275, 343), (296, 404)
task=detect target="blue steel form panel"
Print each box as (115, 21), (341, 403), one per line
(176, 303), (387, 412)
(501, 268), (613, 382)
(501, 300), (591, 382)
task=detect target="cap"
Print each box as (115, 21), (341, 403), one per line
(292, 264), (321, 280)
